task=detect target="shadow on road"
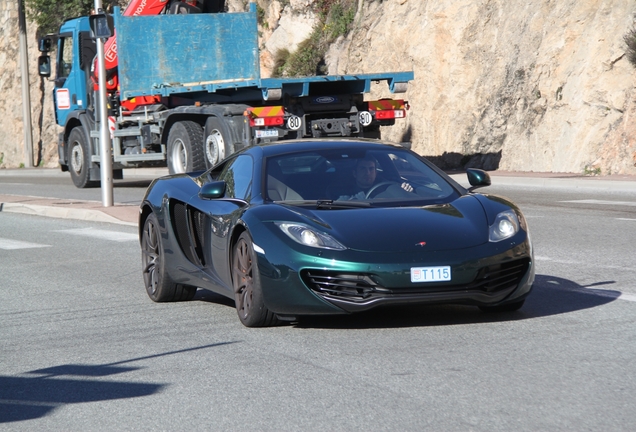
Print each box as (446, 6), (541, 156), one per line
(0, 341), (237, 424)
(292, 274), (621, 329)
(195, 288), (236, 307)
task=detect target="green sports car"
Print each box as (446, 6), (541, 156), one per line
(139, 139), (534, 327)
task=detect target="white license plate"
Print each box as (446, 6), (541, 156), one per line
(410, 266), (451, 283)
(255, 129), (279, 138)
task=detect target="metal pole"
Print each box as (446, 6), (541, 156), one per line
(18, 0), (34, 168)
(94, 0), (113, 207)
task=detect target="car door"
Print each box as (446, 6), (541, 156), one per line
(190, 154), (255, 291)
(54, 19), (92, 127)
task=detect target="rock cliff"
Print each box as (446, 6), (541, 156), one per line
(2, 0), (635, 175)
(0, 0), (56, 168)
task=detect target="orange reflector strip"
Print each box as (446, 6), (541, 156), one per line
(245, 106), (285, 127)
(368, 99), (406, 111)
(245, 106), (284, 118)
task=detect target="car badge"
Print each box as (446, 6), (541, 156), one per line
(314, 96), (336, 104)
(415, 241), (427, 247)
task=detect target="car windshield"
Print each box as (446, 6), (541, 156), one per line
(264, 147), (458, 206)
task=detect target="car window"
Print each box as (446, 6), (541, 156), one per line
(265, 147), (458, 205)
(218, 154), (253, 200)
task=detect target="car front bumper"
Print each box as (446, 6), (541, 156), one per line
(255, 232), (534, 316)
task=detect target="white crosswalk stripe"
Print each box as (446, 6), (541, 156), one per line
(0, 238), (51, 250)
(54, 228), (138, 242)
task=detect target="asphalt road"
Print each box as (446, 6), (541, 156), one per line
(1, 169), (635, 430)
(0, 168), (164, 205)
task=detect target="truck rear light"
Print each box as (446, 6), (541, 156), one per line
(245, 106), (285, 127)
(252, 117), (284, 127)
(367, 99), (408, 121)
(375, 109), (406, 120)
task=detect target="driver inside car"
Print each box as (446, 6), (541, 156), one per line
(335, 156), (413, 200)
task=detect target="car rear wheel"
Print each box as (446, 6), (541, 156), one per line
(232, 232), (279, 327)
(141, 212), (197, 302)
(478, 299), (525, 313)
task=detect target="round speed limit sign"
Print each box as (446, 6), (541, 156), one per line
(287, 115), (302, 130)
(358, 111), (373, 126)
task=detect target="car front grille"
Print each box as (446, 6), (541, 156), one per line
(302, 258), (530, 303)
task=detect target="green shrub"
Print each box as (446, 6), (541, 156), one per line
(280, 0), (356, 77)
(25, 1), (126, 34)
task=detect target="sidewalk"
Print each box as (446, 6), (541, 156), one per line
(0, 194), (139, 227)
(1, 168), (635, 226)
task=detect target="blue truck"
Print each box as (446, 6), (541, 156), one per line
(38, 1), (414, 188)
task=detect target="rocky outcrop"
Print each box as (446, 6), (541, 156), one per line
(264, 0), (636, 174)
(0, 0), (56, 169)
(2, 0), (636, 174)
(331, 0), (636, 174)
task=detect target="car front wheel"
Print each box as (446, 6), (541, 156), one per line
(232, 232), (279, 327)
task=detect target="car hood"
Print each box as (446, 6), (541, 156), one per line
(294, 195), (489, 253)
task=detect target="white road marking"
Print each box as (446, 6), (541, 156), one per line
(535, 255), (579, 265)
(540, 256), (636, 302)
(55, 228), (138, 242)
(536, 255), (631, 271)
(616, 218), (636, 221)
(561, 199), (636, 207)
(0, 238), (51, 250)
(558, 285), (636, 303)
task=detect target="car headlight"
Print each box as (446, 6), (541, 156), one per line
(489, 210), (520, 242)
(275, 222), (346, 250)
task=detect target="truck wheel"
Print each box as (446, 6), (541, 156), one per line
(167, 121), (205, 174)
(203, 117), (231, 168)
(68, 127), (97, 188)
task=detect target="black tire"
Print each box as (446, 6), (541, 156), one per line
(141, 212), (197, 302)
(68, 127), (98, 188)
(203, 117), (232, 169)
(167, 121), (205, 174)
(232, 231), (279, 327)
(478, 299), (525, 313)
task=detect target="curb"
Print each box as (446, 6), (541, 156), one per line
(0, 202), (137, 226)
(0, 195), (138, 227)
(0, 167), (169, 178)
(450, 173), (636, 193)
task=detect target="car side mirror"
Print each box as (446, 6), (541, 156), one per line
(38, 55), (51, 77)
(466, 168), (491, 192)
(199, 181), (226, 199)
